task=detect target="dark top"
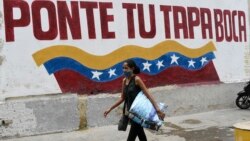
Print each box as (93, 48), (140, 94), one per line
(123, 76), (141, 110)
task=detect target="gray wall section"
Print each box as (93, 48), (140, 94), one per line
(152, 83), (241, 116)
(0, 94), (80, 139)
(86, 82), (245, 127)
(0, 82), (246, 139)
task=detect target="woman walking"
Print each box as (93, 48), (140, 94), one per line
(104, 59), (165, 141)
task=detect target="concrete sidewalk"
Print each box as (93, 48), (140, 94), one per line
(3, 108), (250, 141)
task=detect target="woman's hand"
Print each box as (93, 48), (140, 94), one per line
(157, 110), (166, 120)
(103, 97), (124, 118)
(104, 108), (111, 118)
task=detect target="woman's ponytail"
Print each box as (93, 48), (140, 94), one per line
(133, 66), (140, 74)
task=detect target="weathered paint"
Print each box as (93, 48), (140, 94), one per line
(0, 0), (249, 96)
(0, 94), (79, 138)
(78, 96), (87, 129)
(245, 0), (250, 77)
(0, 10), (3, 64)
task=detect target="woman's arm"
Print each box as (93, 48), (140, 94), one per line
(135, 76), (165, 120)
(104, 79), (126, 117)
(104, 96), (124, 117)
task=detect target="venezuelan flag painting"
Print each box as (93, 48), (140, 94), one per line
(32, 40), (220, 94)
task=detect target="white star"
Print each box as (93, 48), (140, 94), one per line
(108, 68), (117, 78)
(188, 59), (196, 68)
(200, 57), (208, 66)
(142, 61), (152, 72)
(91, 71), (103, 80)
(156, 60), (164, 70)
(170, 54), (179, 65)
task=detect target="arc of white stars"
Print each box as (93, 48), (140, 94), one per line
(170, 54), (179, 65)
(108, 68), (117, 78)
(91, 71), (103, 80)
(188, 59), (196, 68)
(156, 60), (164, 70)
(200, 57), (208, 66)
(142, 61), (152, 72)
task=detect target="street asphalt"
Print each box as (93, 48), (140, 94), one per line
(3, 108), (250, 141)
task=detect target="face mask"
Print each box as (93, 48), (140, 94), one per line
(124, 70), (133, 78)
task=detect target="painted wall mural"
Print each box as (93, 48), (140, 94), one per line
(33, 41), (219, 94)
(0, 0), (249, 96)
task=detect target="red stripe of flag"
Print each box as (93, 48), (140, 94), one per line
(54, 61), (220, 95)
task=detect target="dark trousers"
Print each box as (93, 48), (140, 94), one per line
(127, 120), (147, 141)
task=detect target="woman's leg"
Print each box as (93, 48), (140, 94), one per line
(135, 123), (147, 141)
(127, 121), (137, 141)
(127, 121), (147, 141)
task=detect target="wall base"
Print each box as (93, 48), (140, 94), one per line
(0, 82), (245, 139)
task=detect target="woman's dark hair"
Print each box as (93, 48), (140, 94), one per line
(124, 59), (140, 74)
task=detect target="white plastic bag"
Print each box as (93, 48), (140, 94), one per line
(128, 91), (167, 131)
